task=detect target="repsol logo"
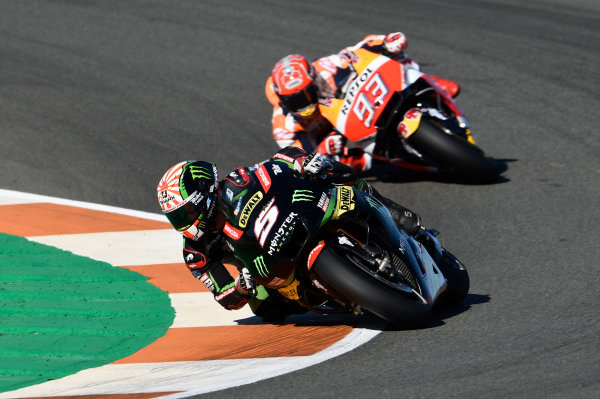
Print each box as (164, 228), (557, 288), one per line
(239, 191), (263, 228)
(341, 67), (374, 115)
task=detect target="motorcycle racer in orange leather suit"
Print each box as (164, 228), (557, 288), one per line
(265, 33), (460, 173)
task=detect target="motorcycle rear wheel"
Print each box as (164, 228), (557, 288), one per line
(408, 118), (501, 183)
(311, 246), (432, 328)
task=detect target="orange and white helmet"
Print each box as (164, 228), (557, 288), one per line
(384, 32), (408, 54)
(157, 160), (219, 240)
(271, 54), (319, 117)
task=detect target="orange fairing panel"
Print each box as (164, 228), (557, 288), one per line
(319, 51), (404, 141)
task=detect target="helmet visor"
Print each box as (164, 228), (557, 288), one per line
(294, 103), (317, 117)
(279, 84), (318, 113)
(164, 200), (200, 232)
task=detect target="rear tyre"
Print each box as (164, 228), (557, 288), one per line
(437, 250), (470, 305)
(311, 247), (432, 328)
(408, 118), (501, 183)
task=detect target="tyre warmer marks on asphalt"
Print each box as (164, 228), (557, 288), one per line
(0, 189), (382, 398)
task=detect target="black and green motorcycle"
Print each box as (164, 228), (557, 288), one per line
(219, 160), (469, 328)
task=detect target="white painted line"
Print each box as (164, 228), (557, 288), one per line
(169, 293), (256, 327)
(0, 188), (165, 221)
(0, 193), (40, 205)
(28, 229), (182, 266)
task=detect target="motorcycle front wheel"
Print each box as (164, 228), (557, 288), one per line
(437, 249), (470, 305)
(311, 246), (432, 328)
(408, 118), (501, 183)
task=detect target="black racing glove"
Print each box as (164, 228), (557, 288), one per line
(234, 267), (257, 298)
(298, 153), (356, 185)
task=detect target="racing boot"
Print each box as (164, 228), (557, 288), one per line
(355, 181), (421, 235)
(430, 76), (461, 98)
(355, 180), (442, 260)
(377, 194), (442, 261)
(380, 199), (441, 261)
(376, 195), (421, 236)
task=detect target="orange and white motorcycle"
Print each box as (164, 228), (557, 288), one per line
(319, 48), (501, 183)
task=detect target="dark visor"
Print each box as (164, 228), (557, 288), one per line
(279, 84), (318, 112)
(165, 201), (201, 232)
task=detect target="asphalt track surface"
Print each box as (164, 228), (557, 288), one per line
(1, 0), (599, 398)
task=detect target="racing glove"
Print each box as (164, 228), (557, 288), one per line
(316, 133), (345, 156)
(235, 267), (257, 297)
(298, 153), (357, 185)
(384, 32), (408, 54)
(303, 153), (333, 176)
(293, 152), (327, 176)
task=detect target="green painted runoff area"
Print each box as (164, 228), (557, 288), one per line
(0, 233), (175, 393)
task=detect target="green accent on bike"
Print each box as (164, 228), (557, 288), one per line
(354, 178), (368, 192)
(272, 158), (295, 170)
(0, 233), (174, 394)
(320, 189), (337, 227)
(291, 189), (315, 203)
(365, 196), (383, 209)
(253, 255), (269, 278)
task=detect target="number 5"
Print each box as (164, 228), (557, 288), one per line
(254, 200), (278, 247)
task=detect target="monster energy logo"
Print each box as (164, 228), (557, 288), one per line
(253, 256), (269, 278)
(292, 189), (315, 203)
(189, 165), (212, 180)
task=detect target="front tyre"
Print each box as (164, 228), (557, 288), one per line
(311, 247), (432, 328)
(408, 118), (501, 183)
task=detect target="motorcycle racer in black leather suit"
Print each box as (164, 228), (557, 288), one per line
(156, 146), (422, 322)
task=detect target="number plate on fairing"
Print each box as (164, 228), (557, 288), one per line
(319, 50), (404, 141)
